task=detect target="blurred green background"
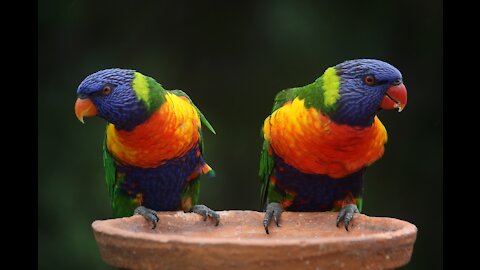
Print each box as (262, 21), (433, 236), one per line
(38, 1), (442, 269)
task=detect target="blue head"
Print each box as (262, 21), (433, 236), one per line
(329, 59), (407, 127)
(75, 68), (151, 131)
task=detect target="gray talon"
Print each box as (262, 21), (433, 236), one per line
(190, 205), (220, 226)
(134, 206), (159, 229)
(336, 204), (359, 231)
(263, 202), (283, 234)
(273, 214), (280, 227)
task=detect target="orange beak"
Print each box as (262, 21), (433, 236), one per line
(380, 83), (407, 112)
(75, 98), (97, 124)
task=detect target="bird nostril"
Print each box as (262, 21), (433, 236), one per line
(78, 93), (88, 99)
(392, 79), (402, 86)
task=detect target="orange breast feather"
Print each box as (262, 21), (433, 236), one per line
(263, 98), (387, 178)
(106, 93), (201, 168)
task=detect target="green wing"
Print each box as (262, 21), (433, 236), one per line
(180, 177), (201, 211)
(259, 138), (274, 209)
(170, 90), (216, 210)
(259, 87), (300, 209)
(271, 87), (300, 112)
(103, 131), (115, 201)
(103, 128), (139, 217)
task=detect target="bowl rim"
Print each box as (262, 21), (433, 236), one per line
(92, 211), (418, 247)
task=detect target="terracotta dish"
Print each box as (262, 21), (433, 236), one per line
(92, 210), (417, 270)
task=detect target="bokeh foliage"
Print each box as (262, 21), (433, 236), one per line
(38, 1), (442, 269)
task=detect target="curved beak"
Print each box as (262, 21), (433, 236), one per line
(380, 83), (407, 112)
(75, 98), (97, 123)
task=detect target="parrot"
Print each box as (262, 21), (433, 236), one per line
(74, 68), (219, 229)
(259, 59), (407, 234)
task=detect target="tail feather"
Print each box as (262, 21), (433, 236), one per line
(187, 162), (215, 181)
(201, 163), (216, 177)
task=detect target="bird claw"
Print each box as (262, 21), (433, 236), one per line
(189, 205), (220, 226)
(263, 202), (283, 234)
(336, 204), (359, 231)
(134, 206), (159, 229)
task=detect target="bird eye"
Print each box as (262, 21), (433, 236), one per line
(102, 86), (112, 95)
(363, 75), (376, 86)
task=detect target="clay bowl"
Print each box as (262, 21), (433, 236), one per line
(92, 210), (417, 270)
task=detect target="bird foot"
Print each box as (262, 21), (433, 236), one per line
(134, 206), (159, 229)
(263, 202), (284, 234)
(188, 204), (220, 226)
(336, 203), (359, 231)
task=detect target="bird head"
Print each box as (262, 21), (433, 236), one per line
(75, 68), (155, 130)
(325, 59), (407, 127)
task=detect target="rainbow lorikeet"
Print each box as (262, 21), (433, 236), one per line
(259, 59), (407, 234)
(75, 69), (219, 229)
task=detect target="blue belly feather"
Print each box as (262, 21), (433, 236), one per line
(272, 154), (365, 211)
(116, 146), (202, 211)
